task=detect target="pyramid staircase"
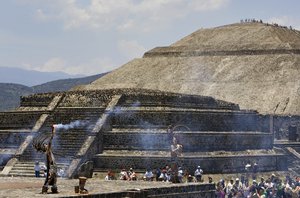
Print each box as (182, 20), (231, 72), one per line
(8, 107), (105, 177)
(0, 89), (288, 177)
(9, 107), (103, 176)
(274, 141), (300, 176)
(1, 92), (113, 177)
(0, 111), (42, 170)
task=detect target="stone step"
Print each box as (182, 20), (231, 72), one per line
(111, 110), (264, 132)
(103, 130), (273, 151)
(94, 149), (286, 174)
(12, 162), (69, 167)
(9, 161), (69, 177)
(110, 128), (270, 133)
(21, 155), (76, 161)
(0, 145), (19, 149)
(100, 149), (281, 157)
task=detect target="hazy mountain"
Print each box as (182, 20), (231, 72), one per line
(32, 73), (107, 93)
(0, 67), (84, 86)
(0, 83), (33, 111)
(0, 73), (107, 111)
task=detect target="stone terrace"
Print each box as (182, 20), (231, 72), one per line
(0, 88), (287, 178)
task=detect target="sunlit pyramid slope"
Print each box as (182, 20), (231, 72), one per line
(76, 22), (300, 115)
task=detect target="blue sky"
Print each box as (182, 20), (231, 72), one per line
(1, 0), (300, 76)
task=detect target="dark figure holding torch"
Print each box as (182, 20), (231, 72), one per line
(33, 125), (58, 194)
(167, 125), (183, 183)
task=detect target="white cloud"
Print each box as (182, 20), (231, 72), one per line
(23, 57), (67, 72)
(33, 0), (230, 31)
(188, 0), (229, 11)
(118, 40), (146, 59)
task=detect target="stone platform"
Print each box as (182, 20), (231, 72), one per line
(94, 149), (286, 174)
(0, 177), (215, 198)
(0, 88), (287, 178)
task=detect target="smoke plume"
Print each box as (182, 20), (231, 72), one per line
(53, 120), (89, 130)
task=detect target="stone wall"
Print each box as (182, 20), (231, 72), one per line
(44, 107), (105, 128)
(0, 132), (27, 148)
(112, 111), (264, 132)
(93, 153), (286, 174)
(0, 112), (42, 129)
(59, 91), (112, 108)
(144, 46), (300, 58)
(119, 93), (239, 110)
(103, 132), (273, 151)
(20, 93), (56, 107)
(64, 183), (215, 198)
(273, 115), (300, 140)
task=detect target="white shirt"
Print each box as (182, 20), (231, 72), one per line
(34, 164), (41, 171)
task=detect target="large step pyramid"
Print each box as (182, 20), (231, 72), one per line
(76, 22), (300, 115)
(0, 89), (286, 177)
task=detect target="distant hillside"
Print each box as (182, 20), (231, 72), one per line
(0, 83), (33, 111)
(32, 73), (106, 93)
(0, 67), (83, 86)
(0, 73), (107, 111)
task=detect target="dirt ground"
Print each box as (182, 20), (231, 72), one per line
(0, 171), (291, 198)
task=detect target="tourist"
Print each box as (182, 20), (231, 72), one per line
(219, 179), (225, 190)
(119, 168), (129, 180)
(258, 177), (266, 188)
(252, 162), (258, 180)
(215, 183), (225, 198)
(177, 167), (184, 183)
(275, 179), (285, 198)
(258, 186), (267, 198)
(245, 162), (251, 171)
(208, 176), (214, 184)
(128, 168), (137, 181)
(194, 165), (203, 182)
(295, 176), (300, 187)
(186, 175), (195, 183)
(155, 168), (161, 181)
(58, 168), (65, 178)
(166, 165), (172, 182)
(105, 170), (116, 180)
(226, 178), (234, 196)
(143, 169), (154, 181)
(233, 178), (242, 192)
(249, 180), (259, 195)
(34, 161), (41, 177)
(40, 164), (47, 177)
(271, 173), (276, 183)
(284, 182), (294, 198)
(158, 168), (167, 181)
(264, 178), (273, 197)
(242, 179), (250, 197)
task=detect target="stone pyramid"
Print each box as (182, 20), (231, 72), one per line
(76, 22), (300, 115)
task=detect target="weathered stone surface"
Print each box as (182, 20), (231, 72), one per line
(76, 23), (300, 115)
(0, 88), (287, 177)
(0, 177), (215, 198)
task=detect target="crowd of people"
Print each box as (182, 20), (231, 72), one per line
(104, 164), (204, 183)
(240, 18), (294, 30)
(105, 165), (203, 183)
(103, 165), (300, 198)
(214, 174), (300, 198)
